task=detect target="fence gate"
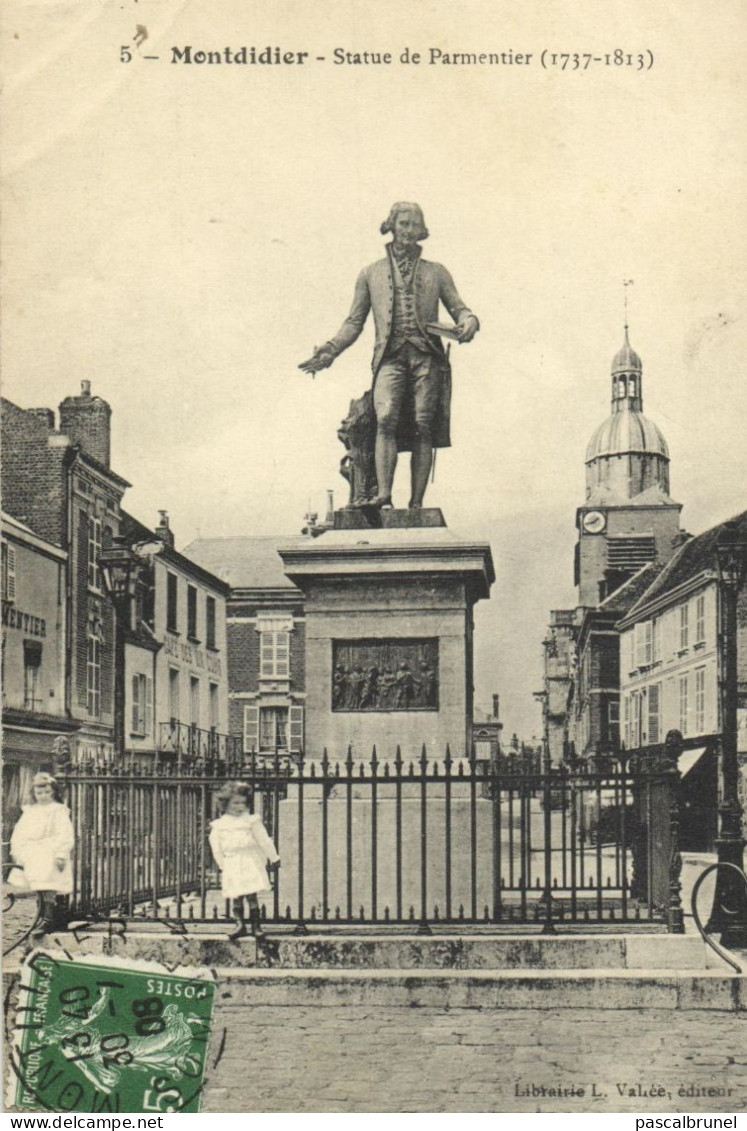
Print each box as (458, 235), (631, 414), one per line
(62, 749), (683, 933)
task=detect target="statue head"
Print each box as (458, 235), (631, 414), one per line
(380, 202), (429, 245)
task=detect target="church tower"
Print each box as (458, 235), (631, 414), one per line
(575, 329), (683, 606)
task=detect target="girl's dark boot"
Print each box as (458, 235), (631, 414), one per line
(32, 894), (56, 938)
(228, 899), (248, 941)
(53, 895), (70, 931)
(249, 902), (265, 939)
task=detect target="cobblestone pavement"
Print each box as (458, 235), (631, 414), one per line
(204, 1005), (747, 1114)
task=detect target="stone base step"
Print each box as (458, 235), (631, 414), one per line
(34, 929), (724, 973)
(209, 966), (744, 1011)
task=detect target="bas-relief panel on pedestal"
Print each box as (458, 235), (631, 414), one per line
(332, 638), (438, 712)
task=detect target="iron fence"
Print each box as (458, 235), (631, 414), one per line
(157, 721), (244, 762)
(60, 748), (683, 932)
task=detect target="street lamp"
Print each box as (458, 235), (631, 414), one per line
(99, 536), (140, 761)
(706, 520), (747, 946)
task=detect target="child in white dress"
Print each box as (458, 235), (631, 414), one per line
(209, 784), (280, 940)
(10, 772), (75, 936)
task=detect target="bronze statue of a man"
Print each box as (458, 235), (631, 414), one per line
(300, 202), (479, 509)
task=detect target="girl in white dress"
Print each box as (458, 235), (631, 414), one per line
(9, 772), (75, 936)
(209, 784), (280, 940)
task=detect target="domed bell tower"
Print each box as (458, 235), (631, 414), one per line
(575, 329), (682, 606)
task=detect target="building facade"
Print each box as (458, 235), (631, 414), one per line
(2, 384), (129, 765)
(617, 512), (747, 849)
(1, 513), (79, 850)
(183, 536), (307, 757)
(120, 512), (230, 761)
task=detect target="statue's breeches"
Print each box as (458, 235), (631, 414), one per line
(373, 344), (443, 439)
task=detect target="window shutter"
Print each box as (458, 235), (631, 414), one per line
(288, 705), (304, 753)
(244, 705), (260, 753)
(132, 675), (141, 732)
(276, 632), (290, 678)
(6, 546), (16, 601)
(145, 677), (153, 736)
(260, 634), (275, 677)
(648, 684), (660, 744)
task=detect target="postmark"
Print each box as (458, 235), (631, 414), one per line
(9, 950), (215, 1113)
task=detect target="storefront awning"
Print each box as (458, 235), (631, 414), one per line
(678, 746), (707, 778)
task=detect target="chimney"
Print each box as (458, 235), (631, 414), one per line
(492, 694), (500, 720)
(325, 490), (335, 527)
(156, 510), (175, 548)
(58, 381), (111, 467)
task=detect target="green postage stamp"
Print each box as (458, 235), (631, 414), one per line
(9, 950), (216, 1114)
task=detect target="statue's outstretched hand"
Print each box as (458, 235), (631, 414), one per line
(456, 316), (479, 343)
(299, 345), (336, 374)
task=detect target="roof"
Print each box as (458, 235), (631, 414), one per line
(598, 560), (664, 614)
(1, 510), (68, 560)
(181, 536), (304, 591)
(611, 330), (643, 375)
(120, 512), (230, 595)
(584, 483), (679, 508)
(585, 408), (669, 463)
(622, 509), (747, 622)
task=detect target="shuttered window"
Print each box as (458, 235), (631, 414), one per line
(167, 572), (178, 632)
(647, 683), (661, 745)
(679, 676), (689, 735)
(2, 543), (16, 602)
(260, 631), (290, 678)
(87, 635), (101, 717)
(680, 604), (689, 650)
(131, 674), (153, 736)
(635, 621), (653, 667)
(244, 705), (260, 753)
(289, 706), (304, 753)
(187, 585), (198, 640)
(695, 668), (706, 732)
(206, 596), (216, 649)
(88, 518), (102, 589)
(695, 595), (706, 644)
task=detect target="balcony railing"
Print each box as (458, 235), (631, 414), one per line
(158, 721), (243, 762)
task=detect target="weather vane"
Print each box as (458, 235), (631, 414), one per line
(623, 278), (635, 330)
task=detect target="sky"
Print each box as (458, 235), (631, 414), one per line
(2, 0), (746, 739)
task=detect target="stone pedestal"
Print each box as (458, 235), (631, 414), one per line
(279, 514), (494, 760)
